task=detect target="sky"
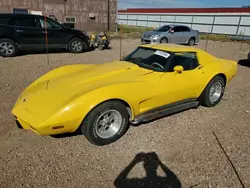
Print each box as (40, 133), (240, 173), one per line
(118, 0), (250, 9)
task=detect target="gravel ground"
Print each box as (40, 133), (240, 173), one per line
(0, 39), (250, 188)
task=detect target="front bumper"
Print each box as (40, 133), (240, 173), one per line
(14, 116), (75, 136)
(141, 37), (161, 44)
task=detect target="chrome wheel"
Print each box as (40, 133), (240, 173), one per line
(209, 81), (223, 103)
(0, 42), (14, 55)
(95, 109), (123, 139)
(72, 41), (82, 52)
(189, 39), (195, 46)
(160, 38), (168, 43)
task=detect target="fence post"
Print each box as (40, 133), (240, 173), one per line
(236, 15), (242, 36)
(191, 15), (194, 29)
(159, 15), (161, 27)
(136, 14), (138, 27)
(205, 16), (215, 51)
(146, 15), (148, 27)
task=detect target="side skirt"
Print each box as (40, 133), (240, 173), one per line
(130, 99), (199, 125)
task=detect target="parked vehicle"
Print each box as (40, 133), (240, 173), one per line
(141, 24), (199, 46)
(12, 43), (237, 146)
(90, 31), (110, 50)
(0, 13), (90, 57)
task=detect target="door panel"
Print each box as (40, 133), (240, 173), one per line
(169, 26), (182, 43)
(144, 52), (206, 110)
(12, 17), (43, 49)
(159, 69), (205, 105)
(38, 17), (69, 49)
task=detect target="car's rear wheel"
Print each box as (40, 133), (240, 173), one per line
(199, 75), (225, 107)
(68, 38), (88, 53)
(188, 37), (195, 46)
(0, 38), (18, 57)
(160, 37), (168, 43)
(81, 101), (129, 146)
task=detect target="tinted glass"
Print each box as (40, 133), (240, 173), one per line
(0, 17), (10, 25)
(172, 26), (181, 32)
(181, 26), (191, 32)
(14, 17), (38, 27)
(39, 18), (64, 29)
(168, 52), (198, 71)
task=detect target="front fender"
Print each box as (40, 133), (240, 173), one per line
(46, 81), (153, 132)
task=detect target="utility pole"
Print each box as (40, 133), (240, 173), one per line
(107, 0), (110, 32)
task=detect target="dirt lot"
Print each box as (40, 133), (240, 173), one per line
(0, 39), (250, 188)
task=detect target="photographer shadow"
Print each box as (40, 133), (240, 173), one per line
(114, 152), (182, 188)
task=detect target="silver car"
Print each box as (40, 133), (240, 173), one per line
(141, 24), (199, 46)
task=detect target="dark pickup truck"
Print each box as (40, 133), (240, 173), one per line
(0, 13), (90, 57)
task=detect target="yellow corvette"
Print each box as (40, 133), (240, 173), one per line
(12, 44), (237, 145)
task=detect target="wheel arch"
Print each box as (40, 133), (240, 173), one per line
(198, 72), (227, 99)
(75, 98), (134, 132)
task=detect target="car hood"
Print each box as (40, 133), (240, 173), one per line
(143, 30), (163, 36)
(12, 61), (154, 125)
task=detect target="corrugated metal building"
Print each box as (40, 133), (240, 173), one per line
(118, 8), (250, 36)
(0, 0), (117, 32)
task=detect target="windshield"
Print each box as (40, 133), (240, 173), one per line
(155, 25), (171, 32)
(122, 47), (172, 71)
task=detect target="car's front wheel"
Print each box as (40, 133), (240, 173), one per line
(188, 37), (195, 46)
(160, 37), (168, 43)
(68, 38), (88, 53)
(81, 101), (130, 146)
(0, 38), (18, 57)
(199, 75), (226, 107)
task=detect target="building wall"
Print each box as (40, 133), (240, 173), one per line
(0, 0), (117, 32)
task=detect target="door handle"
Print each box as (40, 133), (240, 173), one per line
(16, 29), (24, 33)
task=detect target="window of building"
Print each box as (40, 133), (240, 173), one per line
(13, 8), (28, 14)
(65, 16), (76, 23)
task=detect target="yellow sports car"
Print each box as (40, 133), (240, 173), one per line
(12, 44), (237, 145)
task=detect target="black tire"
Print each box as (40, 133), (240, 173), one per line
(98, 44), (104, 50)
(68, 38), (88, 53)
(0, 38), (18, 57)
(81, 101), (129, 146)
(188, 37), (195, 46)
(160, 37), (168, 43)
(199, 75), (226, 107)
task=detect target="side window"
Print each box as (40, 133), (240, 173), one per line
(0, 17), (10, 25)
(172, 26), (181, 32)
(181, 26), (191, 32)
(14, 17), (38, 28)
(39, 19), (53, 28)
(168, 52), (199, 72)
(39, 18), (63, 29)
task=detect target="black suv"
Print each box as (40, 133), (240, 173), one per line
(0, 13), (90, 57)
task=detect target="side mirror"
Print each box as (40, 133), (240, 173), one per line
(174, 65), (184, 73)
(169, 30), (174, 34)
